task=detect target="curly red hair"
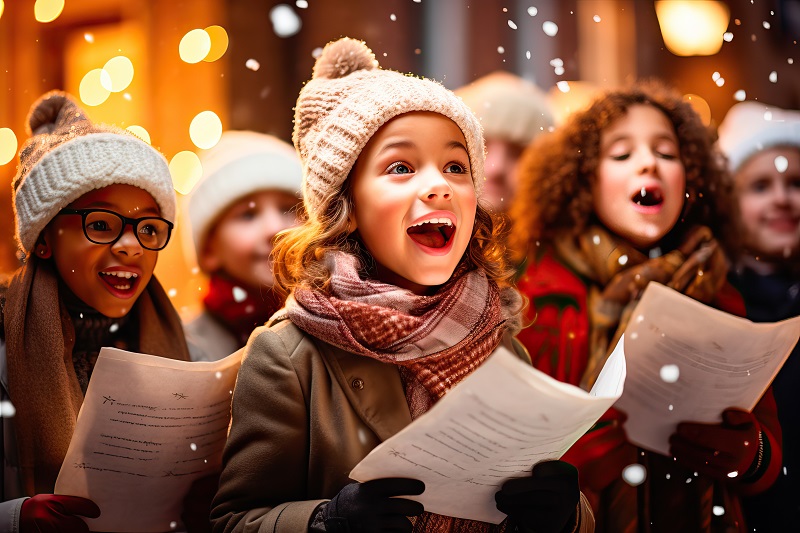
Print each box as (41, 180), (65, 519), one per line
(509, 80), (733, 259)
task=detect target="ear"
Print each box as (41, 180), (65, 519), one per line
(35, 234), (52, 259)
(346, 215), (357, 234)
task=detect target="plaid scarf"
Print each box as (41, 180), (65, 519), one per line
(285, 251), (522, 532)
(553, 224), (728, 391)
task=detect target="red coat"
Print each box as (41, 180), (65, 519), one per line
(516, 251), (782, 532)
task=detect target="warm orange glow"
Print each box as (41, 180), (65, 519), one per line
(79, 69), (112, 106)
(102, 56), (135, 92)
(683, 94), (711, 126)
(547, 81), (602, 125)
(34, 0), (65, 23)
(126, 125), (152, 145)
(0, 128), (17, 165)
(179, 29), (211, 64)
(170, 151), (203, 195)
(203, 26), (229, 62)
(0, 1), (5, 20)
(655, 1), (730, 56)
(189, 111), (222, 150)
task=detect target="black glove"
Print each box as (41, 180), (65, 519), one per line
(323, 478), (425, 533)
(495, 460), (579, 533)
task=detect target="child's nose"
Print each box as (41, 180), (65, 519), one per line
(418, 170), (453, 201)
(637, 149), (657, 174)
(112, 226), (143, 256)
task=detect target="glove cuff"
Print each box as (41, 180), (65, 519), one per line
(741, 430), (769, 482)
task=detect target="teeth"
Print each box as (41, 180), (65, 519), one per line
(410, 218), (454, 228)
(101, 271), (138, 279)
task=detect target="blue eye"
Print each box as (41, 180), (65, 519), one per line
(445, 163), (466, 173)
(387, 162), (413, 174)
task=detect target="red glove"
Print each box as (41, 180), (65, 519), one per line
(669, 408), (760, 480)
(20, 494), (100, 533)
(562, 409), (634, 492)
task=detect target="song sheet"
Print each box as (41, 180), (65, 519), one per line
(614, 282), (800, 456)
(54, 347), (242, 532)
(350, 342), (626, 524)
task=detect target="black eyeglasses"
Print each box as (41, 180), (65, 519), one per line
(58, 208), (173, 251)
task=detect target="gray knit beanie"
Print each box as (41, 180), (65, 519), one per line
(717, 100), (800, 173)
(188, 130), (303, 258)
(292, 37), (485, 218)
(12, 91), (176, 254)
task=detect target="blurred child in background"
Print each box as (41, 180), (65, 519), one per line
(185, 131), (302, 362)
(718, 101), (800, 531)
(0, 91), (191, 532)
(510, 81), (782, 532)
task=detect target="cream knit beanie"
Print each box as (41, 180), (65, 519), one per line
(455, 71), (554, 148)
(717, 101), (800, 173)
(12, 91), (176, 254)
(292, 37), (485, 218)
(188, 131), (302, 256)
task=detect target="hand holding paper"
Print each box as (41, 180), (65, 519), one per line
(350, 341), (626, 524)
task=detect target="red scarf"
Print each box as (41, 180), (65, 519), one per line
(284, 252), (522, 532)
(203, 274), (284, 345)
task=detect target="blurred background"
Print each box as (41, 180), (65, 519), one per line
(1, 0), (798, 319)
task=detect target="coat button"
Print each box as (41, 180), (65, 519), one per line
(351, 378), (364, 390)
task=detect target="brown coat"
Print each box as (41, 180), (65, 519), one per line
(211, 318), (595, 533)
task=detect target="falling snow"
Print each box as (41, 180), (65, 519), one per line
(723, 32), (733, 42)
(527, 7), (538, 16)
(245, 59), (260, 71)
(660, 364), (680, 383)
(769, 71), (778, 83)
(622, 464), (647, 486)
(593, 15), (601, 23)
(734, 89), (746, 101)
(542, 21), (559, 36)
(508, 20), (517, 30)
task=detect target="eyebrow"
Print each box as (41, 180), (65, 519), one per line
(377, 139), (469, 155)
(83, 201), (161, 217)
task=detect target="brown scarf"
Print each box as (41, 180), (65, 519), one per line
(285, 251), (522, 532)
(554, 225), (738, 532)
(3, 257), (191, 496)
(554, 225), (729, 390)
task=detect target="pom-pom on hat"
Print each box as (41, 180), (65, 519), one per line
(455, 71), (554, 148)
(12, 90), (176, 255)
(717, 101), (800, 173)
(188, 131), (303, 258)
(292, 37), (485, 218)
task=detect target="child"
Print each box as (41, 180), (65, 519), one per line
(0, 91), (191, 532)
(211, 38), (594, 533)
(509, 82), (782, 532)
(185, 131), (302, 362)
(717, 101), (800, 531)
(455, 71), (554, 216)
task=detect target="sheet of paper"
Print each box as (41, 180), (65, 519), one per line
(614, 282), (800, 456)
(54, 348), (242, 532)
(349, 341), (626, 524)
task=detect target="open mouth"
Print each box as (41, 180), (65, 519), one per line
(631, 186), (664, 207)
(407, 218), (456, 249)
(99, 270), (140, 296)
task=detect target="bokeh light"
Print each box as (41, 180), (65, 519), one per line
(0, 128), (18, 166)
(683, 93), (711, 126)
(189, 110), (222, 150)
(34, 0), (64, 23)
(179, 29), (212, 64)
(203, 26), (229, 62)
(622, 464), (647, 486)
(102, 56), (134, 92)
(0, 1), (5, 20)
(126, 125), (152, 145)
(79, 68), (112, 106)
(270, 4), (302, 38)
(170, 151), (203, 195)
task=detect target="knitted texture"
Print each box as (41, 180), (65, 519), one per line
(717, 101), (800, 172)
(189, 131), (303, 253)
(292, 37), (485, 217)
(12, 91), (176, 254)
(455, 71), (554, 148)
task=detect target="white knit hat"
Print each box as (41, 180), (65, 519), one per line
(717, 101), (800, 172)
(188, 131), (302, 255)
(12, 91), (176, 254)
(455, 71), (554, 148)
(293, 37), (485, 218)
